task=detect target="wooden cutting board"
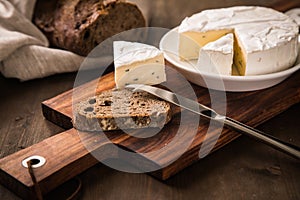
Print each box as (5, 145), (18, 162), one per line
(1, 66), (300, 199)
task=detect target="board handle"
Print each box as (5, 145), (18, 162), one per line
(0, 129), (112, 199)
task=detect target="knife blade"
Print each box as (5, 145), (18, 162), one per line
(126, 84), (300, 160)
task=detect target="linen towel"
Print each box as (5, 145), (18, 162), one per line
(0, 0), (149, 81)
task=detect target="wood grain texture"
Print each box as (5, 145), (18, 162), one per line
(1, 65), (300, 198)
(1, 0), (299, 199)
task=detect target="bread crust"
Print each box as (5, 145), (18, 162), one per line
(33, 0), (146, 56)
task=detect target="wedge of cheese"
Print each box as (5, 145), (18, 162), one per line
(178, 6), (299, 75)
(197, 33), (234, 75)
(113, 41), (166, 88)
(179, 29), (231, 61)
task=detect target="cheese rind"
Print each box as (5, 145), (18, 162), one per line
(178, 6), (299, 75)
(113, 41), (166, 88)
(197, 33), (234, 75)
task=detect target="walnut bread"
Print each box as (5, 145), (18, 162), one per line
(73, 88), (172, 131)
(33, 0), (146, 56)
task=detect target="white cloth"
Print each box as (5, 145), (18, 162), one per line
(0, 0), (84, 81)
(0, 0), (149, 81)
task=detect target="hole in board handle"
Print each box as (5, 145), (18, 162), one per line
(22, 155), (46, 168)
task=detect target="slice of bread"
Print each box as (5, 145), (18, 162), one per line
(73, 88), (172, 131)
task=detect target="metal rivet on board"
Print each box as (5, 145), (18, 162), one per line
(22, 155), (46, 168)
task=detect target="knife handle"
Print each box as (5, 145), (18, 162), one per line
(224, 117), (300, 160)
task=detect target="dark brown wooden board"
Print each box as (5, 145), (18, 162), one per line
(1, 66), (300, 199)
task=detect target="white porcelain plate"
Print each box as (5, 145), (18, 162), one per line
(159, 28), (300, 92)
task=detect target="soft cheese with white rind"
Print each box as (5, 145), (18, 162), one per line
(197, 33), (234, 75)
(178, 6), (299, 75)
(114, 41), (166, 88)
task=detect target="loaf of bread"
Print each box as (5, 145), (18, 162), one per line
(73, 88), (172, 131)
(33, 0), (146, 56)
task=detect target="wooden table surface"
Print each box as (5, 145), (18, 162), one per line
(1, 0), (300, 199)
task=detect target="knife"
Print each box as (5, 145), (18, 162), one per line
(126, 84), (300, 160)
